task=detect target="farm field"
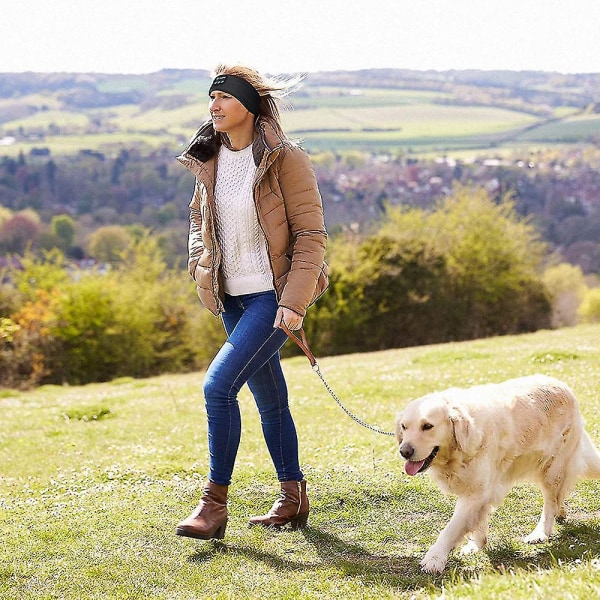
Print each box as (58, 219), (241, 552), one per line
(1, 70), (594, 157)
(2, 324), (600, 599)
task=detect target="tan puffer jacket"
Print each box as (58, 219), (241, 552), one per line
(177, 118), (328, 317)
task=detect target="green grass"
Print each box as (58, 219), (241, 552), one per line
(2, 324), (600, 598)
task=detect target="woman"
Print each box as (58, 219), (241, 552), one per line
(175, 64), (328, 540)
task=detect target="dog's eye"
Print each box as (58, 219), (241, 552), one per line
(422, 423), (434, 431)
(401, 424), (406, 430)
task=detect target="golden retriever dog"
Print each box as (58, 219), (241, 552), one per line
(395, 374), (600, 574)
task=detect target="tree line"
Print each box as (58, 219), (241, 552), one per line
(2, 146), (600, 273)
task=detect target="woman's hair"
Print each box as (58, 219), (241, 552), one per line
(213, 64), (305, 137)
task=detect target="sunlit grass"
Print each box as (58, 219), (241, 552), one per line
(2, 324), (600, 598)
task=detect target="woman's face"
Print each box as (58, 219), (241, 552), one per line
(209, 91), (254, 137)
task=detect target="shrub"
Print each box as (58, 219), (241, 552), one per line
(542, 263), (588, 327)
(0, 289), (60, 388)
(0, 238), (225, 388)
(578, 288), (600, 323)
(42, 234), (225, 384)
(309, 185), (551, 356)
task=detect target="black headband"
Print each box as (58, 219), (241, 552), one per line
(208, 74), (261, 115)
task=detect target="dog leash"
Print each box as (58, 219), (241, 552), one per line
(281, 324), (395, 437)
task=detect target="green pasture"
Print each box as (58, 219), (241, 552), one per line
(6, 109), (89, 130)
(2, 82), (593, 157)
(290, 88), (453, 110)
(516, 114), (600, 143)
(2, 324), (600, 599)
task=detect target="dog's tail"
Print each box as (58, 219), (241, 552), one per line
(579, 430), (600, 479)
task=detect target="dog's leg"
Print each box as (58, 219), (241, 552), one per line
(525, 450), (577, 543)
(524, 473), (572, 543)
(421, 498), (487, 573)
(460, 509), (490, 555)
(524, 489), (558, 543)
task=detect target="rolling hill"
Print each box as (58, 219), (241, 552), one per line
(1, 68), (599, 157)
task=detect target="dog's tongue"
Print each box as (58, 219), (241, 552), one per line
(405, 460), (425, 476)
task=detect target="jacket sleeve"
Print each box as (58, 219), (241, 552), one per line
(188, 180), (204, 280)
(277, 146), (328, 315)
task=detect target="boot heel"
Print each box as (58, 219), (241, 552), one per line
(176, 518), (227, 540)
(213, 520), (227, 539)
(290, 512), (308, 530)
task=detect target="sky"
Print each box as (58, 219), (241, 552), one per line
(3, 0), (600, 76)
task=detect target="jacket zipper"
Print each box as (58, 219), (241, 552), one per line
(202, 173), (224, 315)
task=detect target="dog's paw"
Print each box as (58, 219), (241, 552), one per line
(459, 539), (482, 555)
(523, 530), (549, 544)
(420, 551), (448, 574)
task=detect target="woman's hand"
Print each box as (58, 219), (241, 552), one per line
(274, 307), (304, 331)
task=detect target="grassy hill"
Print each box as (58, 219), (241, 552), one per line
(1, 69), (599, 157)
(2, 323), (600, 598)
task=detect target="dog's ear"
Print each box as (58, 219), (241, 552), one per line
(448, 404), (481, 455)
(394, 411), (404, 443)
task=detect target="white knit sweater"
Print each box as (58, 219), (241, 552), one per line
(213, 144), (274, 296)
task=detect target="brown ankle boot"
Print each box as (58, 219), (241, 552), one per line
(176, 481), (228, 540)
(249, 480), (309, 530)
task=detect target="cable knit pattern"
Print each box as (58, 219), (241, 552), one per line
(214, 144), (274, 295)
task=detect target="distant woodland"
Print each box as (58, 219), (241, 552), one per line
(1, 139), (600, 273)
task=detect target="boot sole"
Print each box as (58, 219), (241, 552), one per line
(175, 521), (227, 540)
(248, 512), (309, 530)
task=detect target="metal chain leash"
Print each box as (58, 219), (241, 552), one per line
(281, 324), (395, 437)
(311, 362), (395, 436)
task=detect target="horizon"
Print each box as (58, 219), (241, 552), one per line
(5, 0), (600, 76)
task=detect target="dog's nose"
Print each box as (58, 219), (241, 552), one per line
(400, 444), (414, 459)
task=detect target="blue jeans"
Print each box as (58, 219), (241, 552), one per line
(202, 291), (304, 486)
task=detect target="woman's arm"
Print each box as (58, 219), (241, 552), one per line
(277, 146), (328, 315)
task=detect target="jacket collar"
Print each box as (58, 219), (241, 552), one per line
(177, 118), (287, 177)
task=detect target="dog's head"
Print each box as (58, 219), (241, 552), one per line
(395, 392), (478, 476)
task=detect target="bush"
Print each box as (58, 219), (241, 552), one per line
(0, 238), (225, 388)
(542, 262), (588, 327)
(578, 287), (600, 323)
(0, 289), (60, 388)
(308, 185), (551, 356)
(0, 186), (555, 386)
(42, 235), (225, 385)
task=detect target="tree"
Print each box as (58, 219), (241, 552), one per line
(88, 225), (131, 264)
(426, 185), (550, 337)
(50, 214), (76, 252)
(0, 212), (41, 254)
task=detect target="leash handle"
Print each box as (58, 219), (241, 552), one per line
(280, 323), (317, 367)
